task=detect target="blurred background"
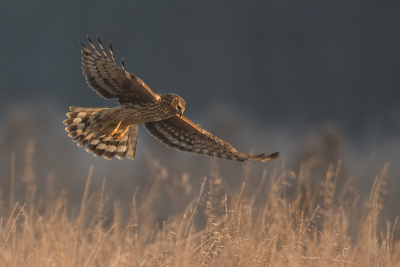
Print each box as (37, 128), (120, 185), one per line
(0, 1), (399, 221)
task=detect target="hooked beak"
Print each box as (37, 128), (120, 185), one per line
(177, 109), (184, 117)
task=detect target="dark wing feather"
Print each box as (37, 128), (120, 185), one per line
(80, 35), (160, 103)
(144, 115), (280, 162)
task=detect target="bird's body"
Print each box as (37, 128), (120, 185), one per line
(64, 36), (279, 162)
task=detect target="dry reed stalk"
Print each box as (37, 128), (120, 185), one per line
(0, 146), (398, 266)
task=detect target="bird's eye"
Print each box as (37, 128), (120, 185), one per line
(177, 105), (182, 111)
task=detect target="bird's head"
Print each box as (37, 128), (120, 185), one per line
(162, 94), (186, 116)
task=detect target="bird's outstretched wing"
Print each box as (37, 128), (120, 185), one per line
(80, 35), (160, 103)
(144, 115), (280, 162)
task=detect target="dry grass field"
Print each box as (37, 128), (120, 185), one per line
(0, 146), (398, 267)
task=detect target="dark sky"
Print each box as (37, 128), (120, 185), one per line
(1, 0), (399, 135)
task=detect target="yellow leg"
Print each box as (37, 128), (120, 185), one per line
(115, 126), (129, 140)
(108, 121), (122, 136)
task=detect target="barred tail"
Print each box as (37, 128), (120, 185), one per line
(63, 106), (138, 160)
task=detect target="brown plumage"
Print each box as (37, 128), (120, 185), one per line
(63, 35), (279, 162)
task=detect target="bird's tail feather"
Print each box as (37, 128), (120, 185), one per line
(63, 106), (138, 160)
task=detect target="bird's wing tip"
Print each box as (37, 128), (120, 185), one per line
(260, 151), (280, 162)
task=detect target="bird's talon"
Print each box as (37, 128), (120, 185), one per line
(109, 121), (122, 136)
(115, 126), (129, 140)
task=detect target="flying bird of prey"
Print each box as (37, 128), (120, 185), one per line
(63, 36), (280, 162)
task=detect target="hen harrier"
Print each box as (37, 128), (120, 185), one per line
(63, 36), (280, 162)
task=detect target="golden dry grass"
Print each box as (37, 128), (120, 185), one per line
(0, 152), (398, 267)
